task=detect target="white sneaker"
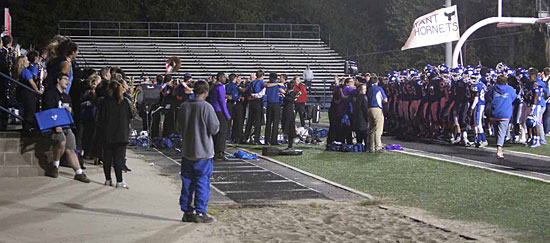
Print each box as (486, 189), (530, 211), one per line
(116, 181), (130, 189)
(479, 141), (489, 148)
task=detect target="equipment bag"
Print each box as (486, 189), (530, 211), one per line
(35, 108), (74, 132)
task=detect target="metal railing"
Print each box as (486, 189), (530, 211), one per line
(58, 21), (321, 39)
(0, 72), (41, 122)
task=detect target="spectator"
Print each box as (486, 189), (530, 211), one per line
(542, 67), (550, 135)
(351, 83), (369, 145)
(14, 56), (41, 131)
(81, 74), (101, 159)
(45, 39), (78, 94)
(0, 35), (15, 130)
(97, 80), (134, 188)
(303, 64), (314, 91)
(293, 77), (307, 127)
(225, 73), (242, 143)
(207, 72), (230, 161)
(490, 74), (518, 159)
(265, 72), (285, 145)
(161, 74), (177, 137)
(283, 80), (297, 149)
(176, 80), (219, 223)
(42, 73), (90, 183)
(242, 70), (265, 144)
(366, 77), (388, 153)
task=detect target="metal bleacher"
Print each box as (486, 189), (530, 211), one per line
(61, 21), (346, 105)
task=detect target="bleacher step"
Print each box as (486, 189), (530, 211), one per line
(0, 132), (54, 178)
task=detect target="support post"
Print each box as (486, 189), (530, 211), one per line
(445, 0), (452, 67)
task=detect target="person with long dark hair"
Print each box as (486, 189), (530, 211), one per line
(45, 38), (78, 93)
(97, 80), (134, 188)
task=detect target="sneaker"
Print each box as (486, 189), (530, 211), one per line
(116, 181), (130, 189)
(104, 180), (113, 186)
(194, 212), (214, 223)
(530, 142), (541, 148)
(479, 141), (489, 148)
(496, 153), (504, 159)
(181, 211), (195, 222)
(46, 167), (59, 178)
(74, 173), (91, 183)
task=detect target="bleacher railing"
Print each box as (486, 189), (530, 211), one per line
(0, 72), (41, 122)
(58, 21), (321, 39)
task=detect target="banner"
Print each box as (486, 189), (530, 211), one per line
(402, 5), (460, 51)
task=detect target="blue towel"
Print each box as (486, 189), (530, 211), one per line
(231, 150), (258, 160)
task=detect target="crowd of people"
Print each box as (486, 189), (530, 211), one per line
(143, 70), (310, 160)
(327, 63), (550, 158)
(3, 31), (550, 222)
(0, 34), (136, 187)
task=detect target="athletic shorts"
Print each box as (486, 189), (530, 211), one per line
(51, 128), (76, 150)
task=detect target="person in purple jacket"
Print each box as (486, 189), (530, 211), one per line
(208, 72), (231, 161)
(490, 74), (518, 159)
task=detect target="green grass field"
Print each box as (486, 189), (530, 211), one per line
(236, 143), (550, 242)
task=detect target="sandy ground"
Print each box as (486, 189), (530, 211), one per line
(0, 150), (513, 243)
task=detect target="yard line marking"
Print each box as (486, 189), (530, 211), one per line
(213, 170), (269, 173)
(223, 189), (313, 194)
(211, 180), (292, 184)
(233, 146), (375, 200)
(397, 149), (550, 184)
(153, 148), (227, 196)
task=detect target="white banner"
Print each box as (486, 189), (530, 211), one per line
(402, 5), (460, 51)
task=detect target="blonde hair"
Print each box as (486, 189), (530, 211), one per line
(46, 35), (68, 62)
(88, 74), (101, 90)
(13, 56), (28, 80)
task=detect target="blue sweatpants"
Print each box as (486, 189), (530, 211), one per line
(180, 157), (213, 214)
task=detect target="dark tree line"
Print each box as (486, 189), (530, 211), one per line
(3, 0), (547, 73)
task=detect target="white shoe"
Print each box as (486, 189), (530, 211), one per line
(479, 141), (489, 148)
(116, 181), (130, 189)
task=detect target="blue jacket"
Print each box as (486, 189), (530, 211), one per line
(265, 81), (281, 104)
(491, 84), (518, 119)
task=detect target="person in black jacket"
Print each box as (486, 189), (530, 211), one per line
(351, 83), (369, 145)
(283, 80), (297, 149)
(42, 73), (90, 183)
(97, 80), (135, 189)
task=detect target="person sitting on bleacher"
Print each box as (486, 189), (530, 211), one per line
(43, 73), (90, 183)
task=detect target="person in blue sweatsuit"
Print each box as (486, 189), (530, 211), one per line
(176, 80), (220, 223)
(490, 74), (518, 159)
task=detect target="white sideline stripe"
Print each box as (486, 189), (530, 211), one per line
(224, 189), (312, 194)
(234, 147), (375, 200)
(397, 149), (550, 184)
(212, 180), (291, 184)
(475, 146), (550, 161)
(152, 148), (227, 196)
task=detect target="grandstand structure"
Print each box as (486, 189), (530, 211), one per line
(60, 21), (346, 106)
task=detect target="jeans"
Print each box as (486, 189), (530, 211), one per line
(492, 119), (510, 147)
(180, 157), (213, 213)
(539, 106), (546, 143)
